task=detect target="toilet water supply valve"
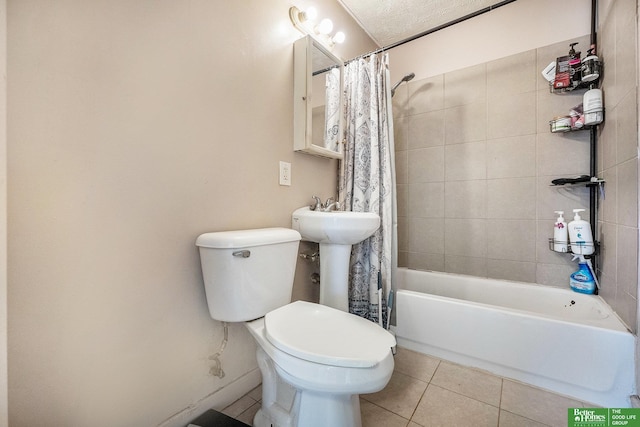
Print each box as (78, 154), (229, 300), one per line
(299, 251), (319, 262)
(209, 322), (228, 379)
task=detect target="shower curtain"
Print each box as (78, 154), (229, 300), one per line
(324, 67), (341, 151)
(339, 53), (397, 325)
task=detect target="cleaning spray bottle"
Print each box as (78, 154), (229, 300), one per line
(569, 254), (598, 294)
(568, 209), (594, 255)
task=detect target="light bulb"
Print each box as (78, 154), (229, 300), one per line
(304, 7), (318, 22)
(315, 18), (333, 35)
(332, 31), (345, 44)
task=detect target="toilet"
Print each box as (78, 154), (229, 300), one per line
(195, 227), (396, 427)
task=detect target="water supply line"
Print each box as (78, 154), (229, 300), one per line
(209, 322), (228, 379)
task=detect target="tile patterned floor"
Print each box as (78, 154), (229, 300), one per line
(222, 347), (593, 427)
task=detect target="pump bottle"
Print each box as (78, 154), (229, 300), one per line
(553, 211), (568, 252)
(568, 209), (594, 255)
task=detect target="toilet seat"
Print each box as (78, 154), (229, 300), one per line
(264, 301), (396, 368)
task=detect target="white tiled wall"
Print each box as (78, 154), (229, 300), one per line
(394, 26), (638, 333)
(597, 0), (639, 333)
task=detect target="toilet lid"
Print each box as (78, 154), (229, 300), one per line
(264, 301), (396, 368)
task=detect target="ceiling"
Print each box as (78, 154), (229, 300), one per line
(337, 0), (506, 47)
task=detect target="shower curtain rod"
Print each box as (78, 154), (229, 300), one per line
(346, 0), (518, 64)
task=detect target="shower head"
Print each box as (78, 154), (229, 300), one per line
(401, 72), (416, 82)
(391, 72), (415, 97)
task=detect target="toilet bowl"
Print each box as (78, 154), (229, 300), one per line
(196, 228), (395, 427)
(247, 302), (395, 427)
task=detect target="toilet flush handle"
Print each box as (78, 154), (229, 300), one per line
(232, 250), (251, 258)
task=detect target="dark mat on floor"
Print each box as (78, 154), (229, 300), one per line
(187, 409), (251, 427)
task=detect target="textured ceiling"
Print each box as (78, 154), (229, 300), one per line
(337, 0), (502, 47)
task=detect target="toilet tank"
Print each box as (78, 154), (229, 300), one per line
(195, 228), (301, 322)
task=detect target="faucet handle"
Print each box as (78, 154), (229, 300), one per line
(310, 196), (322, 211)
(323, 197), (334, 209)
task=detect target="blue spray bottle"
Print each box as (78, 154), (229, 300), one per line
(569, 254), (598, 294)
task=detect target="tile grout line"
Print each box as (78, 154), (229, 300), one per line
(406, 359), (441, 425)
(496, 378), (504, 426)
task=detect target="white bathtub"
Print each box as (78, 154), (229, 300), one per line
(394, 268), (636, 408)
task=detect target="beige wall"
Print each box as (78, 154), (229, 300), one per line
(388, 0), (591, 82)
(7, 1), (375, 426)
(0, 0), (6, 424)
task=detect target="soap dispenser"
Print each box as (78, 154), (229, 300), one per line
(568, 42), (582, 88)
(568, 209), (594, 255)
(553, 211), (568, 252)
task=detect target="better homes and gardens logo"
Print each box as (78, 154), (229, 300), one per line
(569, 408), (640, 427)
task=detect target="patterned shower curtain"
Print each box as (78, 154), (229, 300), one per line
(324, 67), (341, 151)
(339, 53), (396, 325)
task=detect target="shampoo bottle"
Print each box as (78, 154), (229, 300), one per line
(583, 88), (603, 125)
(553, 211), (568, 252)
(568, 209), (594, 255)
(569, 255), (596, 294)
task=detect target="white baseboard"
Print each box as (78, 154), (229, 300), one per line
(158, 368), (261, 427)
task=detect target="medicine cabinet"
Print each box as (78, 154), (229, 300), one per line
(293, 35), (344, 159)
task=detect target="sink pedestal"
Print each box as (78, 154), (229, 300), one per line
(291, 206), (380, 313)
(318, 243), (352, 312)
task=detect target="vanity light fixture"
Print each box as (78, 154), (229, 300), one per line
(315, 18), (333, 35)
(289, 5), (346, 49)
(332, 31), (346, 45)
(290, 5), (317, 25)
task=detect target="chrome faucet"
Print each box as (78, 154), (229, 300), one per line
(310, 196), (322, 211)
(309, 196), (341, 212)
(323, 201), (341, 211)
(323, 197), (334, 209)
(323, 197), (342, 211)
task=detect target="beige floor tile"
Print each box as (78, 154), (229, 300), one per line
(500, 380), (582, 427)
(361, 399), (411, 427)
(222, 395), (257, 418)
(499, 409), (551, 427)
(430, 361), (502, 407)
(412, 384), (499, 427)
(362, 371), (428, 419)
(227, 354), (591, 427)
(236, 402), (260, 425)
(247, 384), (262, 401)
(394, 347), (440, 382)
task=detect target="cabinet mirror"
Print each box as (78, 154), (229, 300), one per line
(293, 35), (344, 159)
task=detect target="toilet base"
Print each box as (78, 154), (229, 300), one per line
(295, 390), (361, 427)
(253, 347), (363, 427)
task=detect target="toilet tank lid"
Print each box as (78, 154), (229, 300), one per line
(196, 227), (301, 249)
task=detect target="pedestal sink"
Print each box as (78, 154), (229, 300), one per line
(291, 206), (380, 312)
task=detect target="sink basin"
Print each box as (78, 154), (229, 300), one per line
(292, 206), (380, 312)
(291, 206), (380, 245)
